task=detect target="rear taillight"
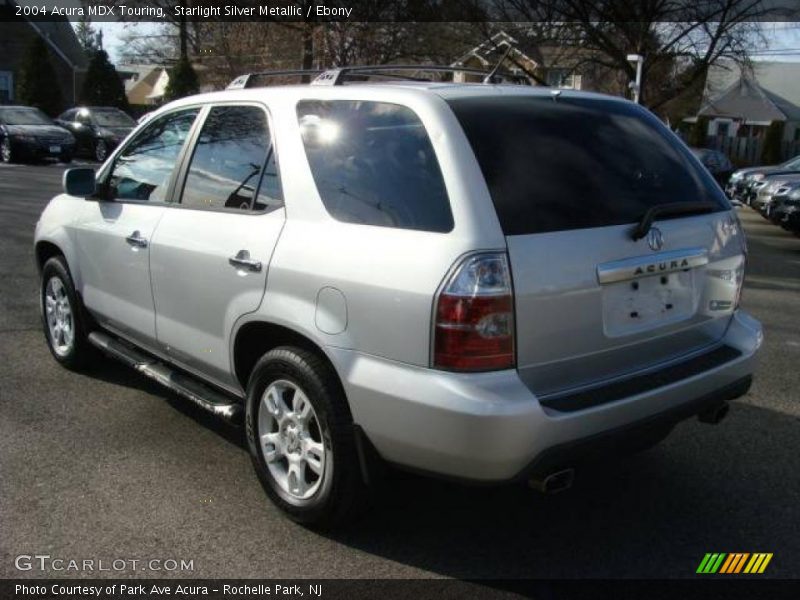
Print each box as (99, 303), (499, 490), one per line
(433, 252), (515, 371)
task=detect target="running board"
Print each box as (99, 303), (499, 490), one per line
(88, 331), (242, 422)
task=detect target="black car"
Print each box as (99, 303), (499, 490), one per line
(55, 106), (136, 162)
(0, 106), (75, 164)
(690, 147), (734, 187)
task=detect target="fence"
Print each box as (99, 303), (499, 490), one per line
(700, 136), (800, 166)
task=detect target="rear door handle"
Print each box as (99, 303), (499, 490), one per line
(125, 231), (148, 248)
(228, 250), (262, 272)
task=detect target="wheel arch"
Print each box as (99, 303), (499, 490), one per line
(232, 320), (345, 395)
(35, 240), (66, 273)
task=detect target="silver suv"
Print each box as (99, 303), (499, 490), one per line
(34, 67), (762, 528)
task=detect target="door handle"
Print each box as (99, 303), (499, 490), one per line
(125, 231), (148, 248)
(228, 250), (262, 272)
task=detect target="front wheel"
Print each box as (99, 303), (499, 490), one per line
(1, 137), (14, 163)
(94, 139), (108, 162)
(40, 256), (94, 369)
(245, 347), (367, 529)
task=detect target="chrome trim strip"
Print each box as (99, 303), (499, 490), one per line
(597, 247), (709, 284)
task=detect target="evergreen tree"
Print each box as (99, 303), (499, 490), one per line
(75, 16), (101, 54)
(80, 50), (130, 111)
(164, 56), (199, 101)
(17, 37), (63, 116)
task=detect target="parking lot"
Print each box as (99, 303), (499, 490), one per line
(0, 161), (798, 580)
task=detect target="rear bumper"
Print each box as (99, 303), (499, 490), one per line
(330, 310), (762, 482)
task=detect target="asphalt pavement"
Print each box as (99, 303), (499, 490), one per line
(0, 161), (798, 580)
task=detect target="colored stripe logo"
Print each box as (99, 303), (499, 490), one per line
(697, 553), (773, 574)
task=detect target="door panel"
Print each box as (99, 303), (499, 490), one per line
(150, 209), (284, 386)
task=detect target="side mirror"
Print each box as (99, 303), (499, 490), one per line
(63, 167), (97, 197)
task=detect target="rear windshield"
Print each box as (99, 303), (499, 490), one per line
(447, 96), (727, 236)
(93, 109), (135, 127)
(0, 107), (52, 126)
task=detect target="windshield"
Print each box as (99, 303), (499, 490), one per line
(447, 96), (727, 235)
(93, 110), (135, 127)
(780, 155), (800, 170)
(0, 107), (53, 126)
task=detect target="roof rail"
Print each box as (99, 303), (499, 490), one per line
(226, 64), (530, 90)
(226, 69), (324, 90)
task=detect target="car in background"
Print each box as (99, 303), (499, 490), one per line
(55, 106), (136, 162)
(767, 183), (800, 231)
(0, 106), (75, 164)
(751, 173), (800, 216)
(727, 154), (800, 204)
(691, 148), (734, 187)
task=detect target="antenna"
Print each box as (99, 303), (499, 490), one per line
(483, 44), (514, 84)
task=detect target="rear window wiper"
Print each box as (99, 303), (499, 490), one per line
(631, 201), (719, 241)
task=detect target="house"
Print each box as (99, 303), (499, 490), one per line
(694, 60), (800, 143)
(0, 0), (87, 109)
(118, 63), (212, 107)
(450, 31), (591, 90)
(117, 64), (169, 106)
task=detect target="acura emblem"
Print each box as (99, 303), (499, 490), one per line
(647, 227), (664, 251)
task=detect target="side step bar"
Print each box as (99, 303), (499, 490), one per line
(88, 331), (242, 423)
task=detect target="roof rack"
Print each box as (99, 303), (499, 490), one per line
(226, 65), (530, 90)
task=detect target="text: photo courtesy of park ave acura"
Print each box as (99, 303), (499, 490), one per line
(2, 0), (800, 594)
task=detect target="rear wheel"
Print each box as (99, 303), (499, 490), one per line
(40, 256), (94, 370)
(245, 347), (367, 529)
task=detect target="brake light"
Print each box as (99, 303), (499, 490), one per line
(433, 252), (515, 371)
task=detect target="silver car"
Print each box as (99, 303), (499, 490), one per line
(34, 69), (762, 528)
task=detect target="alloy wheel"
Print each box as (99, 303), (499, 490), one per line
(258, 379), (326, 500)
(44, 276), (74, 357)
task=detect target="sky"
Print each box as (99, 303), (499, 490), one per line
(88, 21), (800, 65)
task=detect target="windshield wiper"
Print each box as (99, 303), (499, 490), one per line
(631, 201), (718, 241)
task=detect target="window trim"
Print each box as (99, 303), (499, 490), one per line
(96, 104), (206, 206)
(171, 101), (284, 216)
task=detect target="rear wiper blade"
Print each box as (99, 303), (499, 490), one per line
(631, 201), (718, 241)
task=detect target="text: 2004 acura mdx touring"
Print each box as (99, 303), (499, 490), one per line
(34, 67), (762, 527)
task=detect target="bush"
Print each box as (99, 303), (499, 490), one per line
(164, 57), (199, 101)
(80, 50), (130, 112)
(16, 37), (63, 116)
(761, 121), (784, 165)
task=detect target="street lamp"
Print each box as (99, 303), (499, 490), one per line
(627, 53), (644, 104)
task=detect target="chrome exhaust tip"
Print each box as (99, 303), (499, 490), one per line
(529, 468), (575, 494)
(698, 402), (730, 425)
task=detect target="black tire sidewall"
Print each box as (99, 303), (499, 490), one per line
(40, 256), (90, 369)
(245, 347), (359, 526)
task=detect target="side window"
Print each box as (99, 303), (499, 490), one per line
(180, 105), (282, 212)
(296, 100), (453, 232)
(107, 109), (199, 203)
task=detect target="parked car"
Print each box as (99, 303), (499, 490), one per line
(727, 154), (800, 204)
(768, 184), (800, 230)
(691, 148), (734, 187)
(751, 174), (800, 216)
(0, 106), (75, 163)
(55, 106), (136, 162)
(34, 69), (762, 528)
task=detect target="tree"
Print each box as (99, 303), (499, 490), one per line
(80, 50), (130, 111)
(487, 0), (769, 112)
(75, 15), (102, 54)
(16, 37), (63, 116)
(164, 56), (199, 100)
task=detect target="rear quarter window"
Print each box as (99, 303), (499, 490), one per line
(296, 100), (453, 233)
(447, 96), (727, 236)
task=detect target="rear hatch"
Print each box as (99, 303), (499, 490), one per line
(448, 94), (744, 397)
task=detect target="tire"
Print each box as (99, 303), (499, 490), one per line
(245, 346), (367, 529)
(40, 256), (94, 370)
(94, 139), (108, 163)
(1, 137), (14, 163)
